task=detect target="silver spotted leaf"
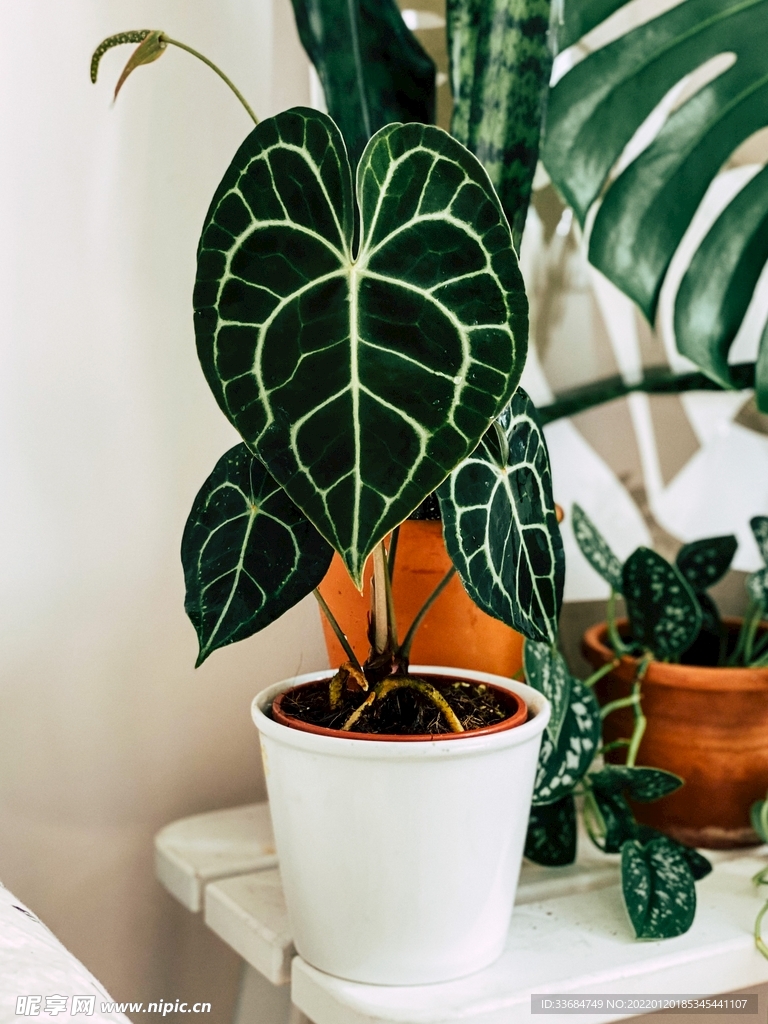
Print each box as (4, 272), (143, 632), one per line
(621, 837), (696, 940)
(194, 107), (527, 587)
(438, 388), (563, 644)
(746, 567), (768, 607)
(532, 679), (600, 806)
(524, 794), (577, 867)
(572, 504), (623, 594)
(182, 444), (333, 666)
(623, 548), (702, 660)
(752, 517), (768, 566)
(676, 535), (737, 593)
(524, 639), (572, 745)
(589, 765), (683, 804)
(634, 827), (712, 882)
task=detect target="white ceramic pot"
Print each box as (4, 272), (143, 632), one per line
(252, 665), (550, 985)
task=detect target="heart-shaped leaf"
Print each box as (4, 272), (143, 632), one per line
(623, 548), (702, 660)
(621, 837), (696, 940)
(752, 517), (768, 566)
(524, 640), (572, 745)
(533, 679), (601, 805)
(589, 765), (683, 804)
(572, 504), (623, 594)
(525, 795), (577, 867)
(194, 108), (528, 587)
(635, 826), (712, 881)
(438, 388), (563, 644)
(290, 0), (435, 167)
(182, 444), (333, 665)
(676, 535), (737, 593)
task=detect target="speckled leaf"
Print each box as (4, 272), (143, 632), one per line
(290, 0), (435, 167)
(524, 639), (572, 744)
(194, 108), (527, 586)
(590, 765), (684, 803)
(752, 517), (768, 566)
(182, 444), (333, 665)
(676, 535), (737, 593)
(447, 0), (553, 248)
(525, 794), (577, 867)
(572, 504), (623, 594)
(746, 567), (768, 606)
(623, 548), (702, 659)
(532, 679), (600, 805)
(635, 827), (712, 881)
(590, 788), (636, 854)
(439, 389), (563, 644)
(621, 837), (696, 940)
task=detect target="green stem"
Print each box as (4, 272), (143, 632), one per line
(753, 865), (768, 886)
(729, 601), (759, 666)
(398, 567), (456, 662)
(606, 591), (628, 655)
(538, 363), (755, 425)
(625, 653), (652, 768)
(756, 900), (768, 961)
(387, 525), (400, 579)
(582, 788), (606, 851)
(313, 589), (362, 671)
(600, 693), (640, 719)
(492, 418), (510, 465)
(583, 658), (620, 688)
(161, 36), (259, 124)
(745, 603), (766, 665)
(598, 738), (631, 756)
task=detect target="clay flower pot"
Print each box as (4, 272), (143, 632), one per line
(583, 619), (768, 849)
(316, 519), (524, 677)
(252, 666), (549, 984)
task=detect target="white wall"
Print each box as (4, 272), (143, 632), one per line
(0, 2), (328, 1017)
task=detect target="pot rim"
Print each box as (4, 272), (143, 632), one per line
(271, 676), (528, 741)
(252, 666), (550, 759)
(583, 618), (768, 691)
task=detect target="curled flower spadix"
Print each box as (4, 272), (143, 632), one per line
(91, 30), (167, 101)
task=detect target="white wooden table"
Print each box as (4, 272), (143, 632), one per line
(155, 803), (768, 1024)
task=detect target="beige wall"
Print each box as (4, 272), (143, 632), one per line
(0, 2), (328, 1019)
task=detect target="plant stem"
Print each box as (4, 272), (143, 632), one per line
(756, 900), (768, 961)
(625, 653), (652, 768)
(372, 543), (389, 654)
(161, 36), (259, 124)
(537, 363), (755, 425)
(606, 591), (628, 655)
(583, 658), (620, 688)
(729, 601), (759, 666)
(313, 589), (362, 671)
(341, 692), (375, 731)
(377, 676), (464, 732)
(598, 739), (631, 756)
(398, 567), (456, 662)
(582, 787), (606, 851)
(387, 525), (400, 578)
(600, 693), (640, 719)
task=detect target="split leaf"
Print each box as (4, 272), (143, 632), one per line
(182, 444), (333, 665)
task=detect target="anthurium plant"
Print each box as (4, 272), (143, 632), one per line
(92, 36), (564, 735)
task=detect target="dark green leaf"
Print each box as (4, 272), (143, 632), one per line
(750, 798), (768, 843)
(448, 0), (553, 248)
(621, 837), (696, 940)
(571, 503), (623, 593)
(523, 640), (572, 745)
(623, 548), (702, 659)
(746, 568), (768, 607)
(542, 0), (768, 383)
(752, 516), (768, 565)
(525, 795), (577, 866)
(635, 827), (712, 881)
(182, 444), (333, 666)
(589, 765), (683, 804)
(290, 0), (435, 167)
(194, 108), (528, 586)
(439, 389), (563, 644)
(590, 787), (637, 854)
(695, 590), (723, 638)
(676, 535), (737, 593)
(533, 679), (600, 805)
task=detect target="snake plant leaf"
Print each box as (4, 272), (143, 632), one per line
(621, 837), (696, 940)
(181, 444), (333, 666)
(438, 389), (562, 644)
(572, 504), (623, 594)
(634, 827), (712, 881)
(623, 548), (702, 660)
(589, 765), (683, 804)
(676, 535), (737, 593)
(447, 0), (553, 249)
(524, 795), (577, 867)
(195, 109), (527, 587)
(542, 0), (768, 379)
(289, 0), (435, 167)
(533, 679), (600, 806)
(524, 640), (572, 745)
(752, 517), (768, 565)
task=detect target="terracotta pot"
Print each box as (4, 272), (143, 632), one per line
(316, 519), (523, 676)
(583, 619), (768, 849)
(271, 676), (528, 740)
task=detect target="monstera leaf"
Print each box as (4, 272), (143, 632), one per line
(438, 389), (563, 644)
(182, 444), (333, 665)
(290, 0), (435, 167)
(194, 108), (528, 587)
(542, 0), (768, 405)
(623, 548), (702, 660)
